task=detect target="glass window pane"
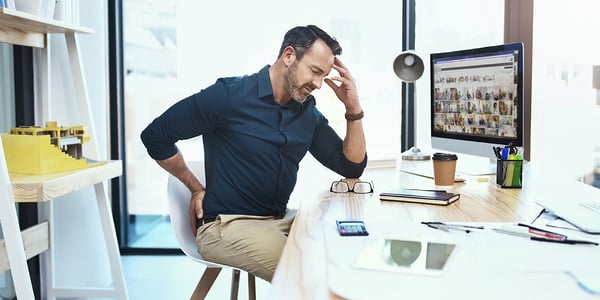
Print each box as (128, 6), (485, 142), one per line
(123, 0), (404, 248)
(531, 0), (600, 183)
(413, 0), (505, 154)
(124, 0), (180, 248)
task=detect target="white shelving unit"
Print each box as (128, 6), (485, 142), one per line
(0, 8), (128, 300)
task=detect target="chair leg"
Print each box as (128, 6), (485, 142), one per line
(190, 267), (222, 300)
(247, 273), (256, 300)
(229, 269), (241, 300)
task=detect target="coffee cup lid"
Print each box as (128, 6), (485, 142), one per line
(432, 152), (458, 161)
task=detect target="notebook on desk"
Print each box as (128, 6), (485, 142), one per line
(535, 198), (600, 234)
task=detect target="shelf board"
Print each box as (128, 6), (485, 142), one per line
(0, 8), (93, 48)
(9, 160), (122, 202)
(0, 221), (49, 273)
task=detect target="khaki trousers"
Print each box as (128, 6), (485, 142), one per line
(195, 210), (296, 282)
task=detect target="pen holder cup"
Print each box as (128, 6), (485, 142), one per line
(496, 159), (523, 188)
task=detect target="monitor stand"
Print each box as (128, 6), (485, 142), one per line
(455, 155), (496, 176)
(401, 146), (431, 161)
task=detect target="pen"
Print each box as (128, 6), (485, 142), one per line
(517, 223), (567, 240)
(494, 226), (564, 240)
(492, 227), (532, 238)
(423, 223), (449, 232)
(530, 236), (599, 246)
(422, 222), (484, 229)
(424, 223), (471, 233)
(501, 147), (509, 160)
(494, 227), (599, 245)
(493, 146), (503, 160)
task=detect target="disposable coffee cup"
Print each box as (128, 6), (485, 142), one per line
(432, 152), (458, 186)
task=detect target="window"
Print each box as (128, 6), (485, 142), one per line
(530, 0), (600, 183)
(122, 0), (600, 250)
(123, 0), (404, 249)
(413, 0), (505, 155)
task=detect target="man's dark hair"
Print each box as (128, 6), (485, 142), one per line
(277, 25), (342, 60)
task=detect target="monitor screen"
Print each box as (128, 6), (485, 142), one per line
(430, 42), (524, 162)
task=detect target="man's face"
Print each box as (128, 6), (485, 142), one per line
(284, 39), (335, 103)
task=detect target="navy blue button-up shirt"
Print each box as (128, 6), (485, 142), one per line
(141, 65), (367, 221)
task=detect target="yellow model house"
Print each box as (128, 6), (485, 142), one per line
(1, 121), (105, 174)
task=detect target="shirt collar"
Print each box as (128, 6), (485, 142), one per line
(257, 65), (273, 99)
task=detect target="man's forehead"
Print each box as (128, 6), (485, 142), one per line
(301, 40), (335, 71)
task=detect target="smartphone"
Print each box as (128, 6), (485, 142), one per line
(336, 220), (369, 236)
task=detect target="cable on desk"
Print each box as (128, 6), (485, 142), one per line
(531, 208), (547, 224)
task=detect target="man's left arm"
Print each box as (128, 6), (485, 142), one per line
(324, 57), (366, 164)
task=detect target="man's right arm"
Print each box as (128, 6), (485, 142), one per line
(140, 80), (229, 234)
(140, 97), (207, 235)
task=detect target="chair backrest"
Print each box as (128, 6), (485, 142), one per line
(166, 161), (224, 268)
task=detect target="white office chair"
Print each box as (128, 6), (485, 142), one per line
(167, 161), (256, 300)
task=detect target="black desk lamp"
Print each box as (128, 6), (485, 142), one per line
(393, 51), (430, 160)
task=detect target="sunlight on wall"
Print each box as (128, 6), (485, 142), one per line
(414, 0), (505, 153)
(125, 0), (404, 214)
(531, 0), (600, 178)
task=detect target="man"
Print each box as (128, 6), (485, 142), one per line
(140, 25), (367, 282)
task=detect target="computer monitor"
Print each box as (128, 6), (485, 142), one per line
(430, 42), (524, 174)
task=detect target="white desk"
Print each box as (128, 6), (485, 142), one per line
(269, 160), (600, 299)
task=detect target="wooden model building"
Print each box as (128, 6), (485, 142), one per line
(1, 121), (105, 174)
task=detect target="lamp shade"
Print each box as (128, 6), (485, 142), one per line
(393, 50), (430, 160)
(393, 51), (424, 82)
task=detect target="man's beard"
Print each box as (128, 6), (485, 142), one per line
(284, 62), (313, 103)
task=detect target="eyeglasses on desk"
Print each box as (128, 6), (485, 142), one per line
(330, 179), (374, 194)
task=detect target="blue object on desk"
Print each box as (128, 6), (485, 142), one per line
(501, 147), (510, 160)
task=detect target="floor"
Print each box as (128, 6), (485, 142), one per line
(122, 216), (271, 300)
(122, 255), (271, 300)
(0, 225), (270, 300)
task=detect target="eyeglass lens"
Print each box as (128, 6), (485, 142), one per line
(353, 182), (372, 193)
(331, 181), (372, 193)
(331, 181), (350, 193)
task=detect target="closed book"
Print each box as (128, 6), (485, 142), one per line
(379, 189), (460, 205)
